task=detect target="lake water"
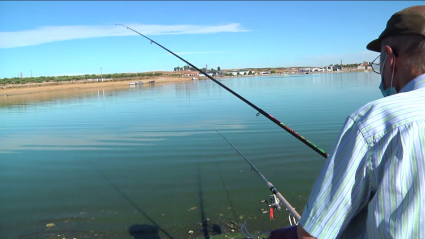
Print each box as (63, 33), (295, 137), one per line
(0, 72), (382, 239)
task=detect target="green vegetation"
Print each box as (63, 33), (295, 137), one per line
(332, 63), (364, 68)
(174, 65), (193, 71)
(173, 65), (221, 72)
(0, 72), (163, 85)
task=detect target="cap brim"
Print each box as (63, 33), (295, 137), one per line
(366, 39), (381, 52)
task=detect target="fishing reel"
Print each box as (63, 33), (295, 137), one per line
(261, 194), (282, 219)
(261, 195), (298, 225)
(268, 194), (281, 210)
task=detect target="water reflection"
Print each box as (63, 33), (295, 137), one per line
(0, 80), (201, 109)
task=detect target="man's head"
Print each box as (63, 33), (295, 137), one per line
(367, 6), (425, 93)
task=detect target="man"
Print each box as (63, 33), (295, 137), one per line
(296, 5), (425, 239)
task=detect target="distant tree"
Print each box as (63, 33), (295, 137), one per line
(217, 67), (221, 71)
(271, 70), (276, 74)
(248, 71), (252, 75)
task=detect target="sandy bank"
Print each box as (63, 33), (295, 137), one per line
(0, 77), (195, 96)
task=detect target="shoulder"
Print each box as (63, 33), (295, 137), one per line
(348, 89), (425, 143)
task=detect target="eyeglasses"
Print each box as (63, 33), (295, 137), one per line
(370, 54), (381, 74)
(370, 50), (398, 74)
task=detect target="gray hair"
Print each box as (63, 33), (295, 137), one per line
(381, 34), (425, 74)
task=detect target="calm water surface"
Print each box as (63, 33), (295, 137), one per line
(0, 73), (381, 238)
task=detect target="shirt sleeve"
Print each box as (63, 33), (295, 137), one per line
(299, 116), (372, 239)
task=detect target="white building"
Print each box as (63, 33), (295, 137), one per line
(199, 73), (213, 77)
(324, 66), (333, 72)
(227, 71), (238, 76)
(358, 62), (371, 70)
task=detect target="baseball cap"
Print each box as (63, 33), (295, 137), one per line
(366, 5), (425, 52)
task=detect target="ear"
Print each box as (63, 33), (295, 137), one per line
(383, 45), (396, 68)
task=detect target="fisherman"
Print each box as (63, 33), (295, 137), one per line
(271, 5), (425, 239)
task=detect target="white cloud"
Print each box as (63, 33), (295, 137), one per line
(0, 23), (249, 49)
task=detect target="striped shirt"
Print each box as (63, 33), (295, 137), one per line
(300, 73), (425, 238)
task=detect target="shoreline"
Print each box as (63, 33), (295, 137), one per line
(0, 70), (369, 97)
(0, 76), (195, 97)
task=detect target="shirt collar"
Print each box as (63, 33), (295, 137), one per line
(400, 73), (425, 93)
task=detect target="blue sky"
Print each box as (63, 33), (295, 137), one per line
(0, 1), (419, 78)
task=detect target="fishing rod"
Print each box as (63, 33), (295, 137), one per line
(216, 130), (301, 222)
(117, 24), (328, 159)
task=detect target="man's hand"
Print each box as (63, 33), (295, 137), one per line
(297, 224), (316, 239)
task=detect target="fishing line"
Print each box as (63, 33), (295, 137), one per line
(216, 130), (301, 221)
(116, 24), (329, 159)
(215, 162), (237, 220)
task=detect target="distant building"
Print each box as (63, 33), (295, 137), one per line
(312, 68), (324, 72)
(225, 70), (254, 76)
(199, 72), (213, 77)
(324, 66), (333, 72)
(182, 71), (199, 77)
(214, 71), (224, 77)
(358, 61), (371, 70)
